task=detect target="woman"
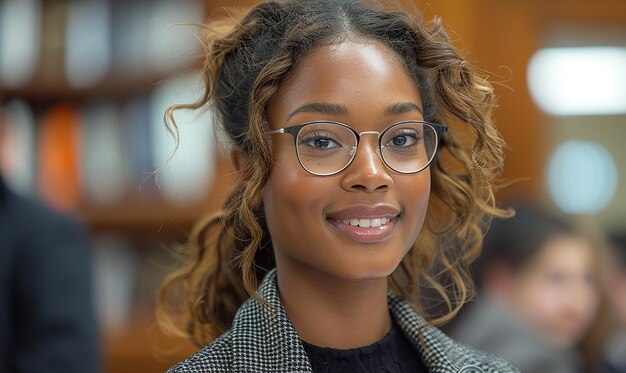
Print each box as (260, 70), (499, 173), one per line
(453, 204), (604, 372)
(158, 1), (517, 371)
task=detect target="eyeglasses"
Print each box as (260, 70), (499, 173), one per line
(267, 120), (447, 176)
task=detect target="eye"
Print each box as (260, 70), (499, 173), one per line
(385, 128), (422, 149)
(299, 131), (342, 150)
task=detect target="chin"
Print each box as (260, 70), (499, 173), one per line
(336, 256), (402, 282)
(548, 331), (579, 349)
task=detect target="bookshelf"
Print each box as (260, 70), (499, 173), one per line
(2, 69), (182, 103)
(81, 155), (235, 238)
(0, 0), (243, 371)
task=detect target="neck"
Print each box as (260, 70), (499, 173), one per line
(276, 263), (391, 349)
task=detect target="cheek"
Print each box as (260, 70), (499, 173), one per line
(528, 283), (562, 317)
(405, 172), (430, 229)
(264, 143), (310, 208)
(390, 172), (431, 262)
(576, 283), (600, 321)
(517, 277), (564, 323)
(261, 162), (332, 242)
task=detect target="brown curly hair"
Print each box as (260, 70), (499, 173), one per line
(157, 0), (510, 347)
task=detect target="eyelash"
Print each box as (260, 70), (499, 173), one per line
(299, 131), (342, 148)
(386, 130), (423, 148)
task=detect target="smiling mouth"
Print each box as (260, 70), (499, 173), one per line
(325, 205), (401, 242)
(339, 217), (393, 228)
(327, 215), (399, 242)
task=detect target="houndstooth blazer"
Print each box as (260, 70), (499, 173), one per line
(168, 269), (519, 373)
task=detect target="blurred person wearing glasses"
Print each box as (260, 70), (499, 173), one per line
(452, 204), (606, 372)
(0, 119), (99, 372)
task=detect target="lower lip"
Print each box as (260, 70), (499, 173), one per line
(327, 217), (398, 242)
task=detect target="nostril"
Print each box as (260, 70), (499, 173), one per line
(350, 184), (368, 191)
(348, 177), (391, 192)
(348, 182), (389, 191)
(374, 184), (390, 192)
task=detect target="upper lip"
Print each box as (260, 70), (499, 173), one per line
(326, 204), (401, 221)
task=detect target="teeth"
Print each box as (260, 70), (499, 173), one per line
(341, 217), (392, 228)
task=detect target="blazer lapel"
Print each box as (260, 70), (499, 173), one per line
(231, 269), (313, 373)
(389, 294), (488, 373)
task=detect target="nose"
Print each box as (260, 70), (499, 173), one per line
(340, 136), (393, 192)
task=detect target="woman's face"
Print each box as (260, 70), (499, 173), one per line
(262, 38), (431, 282)
(512, 235), (599, 348)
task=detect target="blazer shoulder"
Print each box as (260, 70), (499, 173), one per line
(451, 340), (520, 373)
(389, 295), (519, 373)
(167, 332), (233, 373)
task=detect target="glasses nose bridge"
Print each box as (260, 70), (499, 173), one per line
(351, 130), (384, 160)
(357, 130), (381, 138)
(355, 130), (382, 149)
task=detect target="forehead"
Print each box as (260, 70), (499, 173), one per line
(533, 235), (595, 272)
(266, 38), (423, 126)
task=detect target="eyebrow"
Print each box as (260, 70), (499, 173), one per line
(287, 101), (423, 120)
(287, 103), (349, 120)
(384, 102), (423, 117)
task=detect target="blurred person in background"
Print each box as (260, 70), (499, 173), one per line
(601, 233), (626, 373)
(0, 119), (100, 372)
(452, 204), (605, 372)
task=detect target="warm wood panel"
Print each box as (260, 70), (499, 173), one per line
(419, 0), (626, 201)
(103, 311), (198, 373)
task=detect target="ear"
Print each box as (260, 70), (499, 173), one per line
(231, 147), (257, 175)
(230, 148), (264, 206)
(230, 148), (245, 172)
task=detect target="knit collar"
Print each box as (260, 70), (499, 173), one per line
(230, 268), (495, 373)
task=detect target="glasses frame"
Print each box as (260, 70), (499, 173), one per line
(267, 120), (448, 176)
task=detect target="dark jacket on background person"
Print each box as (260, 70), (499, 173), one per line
(601, 333), (626, 373)
(0, 175), (99, 372)
(168, 269), (519, 373)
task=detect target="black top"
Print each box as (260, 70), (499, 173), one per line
(301, 317), (427, 373)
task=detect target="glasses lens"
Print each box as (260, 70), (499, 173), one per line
(296, 123), (357, 175)
(380, 123), (438, 173)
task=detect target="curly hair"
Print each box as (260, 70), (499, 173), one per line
(157, 0), (510, 347)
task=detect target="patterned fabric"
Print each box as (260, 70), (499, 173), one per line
(168, 269), (519, 373)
